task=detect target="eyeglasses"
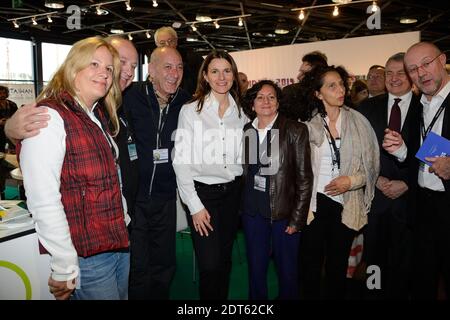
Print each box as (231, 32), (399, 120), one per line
(157, 38), (177, 47)
(406, 54), (442, 75)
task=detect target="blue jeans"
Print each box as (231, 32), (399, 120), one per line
(72, 250), (130, 300)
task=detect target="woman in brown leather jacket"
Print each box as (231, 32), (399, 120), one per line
(241, 79), (313, 300)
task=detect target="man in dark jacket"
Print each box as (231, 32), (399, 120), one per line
(359, 52), (420, 299)
(383, 42), (450, 299)
(124, 46), (191, 300)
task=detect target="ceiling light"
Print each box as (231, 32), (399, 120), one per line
(125, 1), (131, 11)
(145, 31), (151, 39)
(13, 20), (19, 28)
(32, 17), (38, 25)
(238, 17), (243, 27)
(172, 21), (182, 28)
(44, 1), (64, 9)
(332, 6), (339, 17)
(152, 0), (158, 7)
(370, 1), (379, 12)
(400, 18), (418, 24)
(332, 0), (352, 3)
(274, 20), (289, 34)
(110, 27), (124, 34)
(128, 33), (133, 40)
(196, 13), (212, 22)
(47, 15), (53, 23)
(298, 10), (305, 20)
(191, 24), (197, 31)
(186, 36), (198, 42)
(214, 20), (220, 29)
(96, 6), (108, 15)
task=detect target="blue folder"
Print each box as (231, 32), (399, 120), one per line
(415, 132), (450, 166)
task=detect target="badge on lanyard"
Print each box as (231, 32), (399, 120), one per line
(254, 174), (266, 192)
(153, 148), (169, 163)
(128, 142), (138, 161)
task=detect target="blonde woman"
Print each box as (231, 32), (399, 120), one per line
(19, 37), (129, 300)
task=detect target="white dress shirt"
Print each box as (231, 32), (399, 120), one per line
(418, 80), (450, 191)
(251, 113), (278, 142)
(20, 104), (124, 282)
(173, 93), (248, 215)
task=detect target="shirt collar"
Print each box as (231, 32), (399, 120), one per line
(205, 92), (237, 113)
(388, 91), (412, 107)
(252, 113), (279, 130)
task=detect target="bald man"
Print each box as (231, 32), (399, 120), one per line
(383, 42), (450, 299)
(153, 26), (203, 96)
(123, 47), (191, 300)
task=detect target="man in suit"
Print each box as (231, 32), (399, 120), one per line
(366, 65), (386, 98)
(359, 52), (420, 299)
(383, 42), (450, 299)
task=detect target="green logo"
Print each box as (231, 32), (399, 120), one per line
(0, 260), (32, 300)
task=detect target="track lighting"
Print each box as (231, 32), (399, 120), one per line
(298, 10), (305, 20)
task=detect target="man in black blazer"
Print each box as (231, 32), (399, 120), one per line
(383, 42), (450, 299)
(359, 52), (420, 299)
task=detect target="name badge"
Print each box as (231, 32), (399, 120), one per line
(153, 148), (169, 164)
(254, 175), (266, 192)
(128, 143), (138, 161)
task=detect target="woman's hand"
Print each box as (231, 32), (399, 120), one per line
(324, 176), (351, 196)
(48, 276), (75, 300)
(285, 225), (298, 235)
(192, 208), (213, 237)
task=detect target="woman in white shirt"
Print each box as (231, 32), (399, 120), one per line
(173, 50), (247, 300)
(298, 65), (379, 299)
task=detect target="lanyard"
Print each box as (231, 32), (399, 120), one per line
(420, 102), (446, 141)
(255, 128), (272, 174)
(96, 109), (118, 165)
(323, 118), (340, 169)
(145, 84), (172, 148)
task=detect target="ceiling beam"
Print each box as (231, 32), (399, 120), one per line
(164, 0), (215, 49)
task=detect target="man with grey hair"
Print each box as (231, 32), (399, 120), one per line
(153, 26), (203, 96)
(359, 52), (420, 299)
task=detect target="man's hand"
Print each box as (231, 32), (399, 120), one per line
(192, 208), (213, 237)
(5, 103), (50, 143)
(382, 129), (404, 154)
(48, 276), (75, 300)
(376, 176), (390, 192)
(383, 180), (408, 199)
(426, 157), (450, 180)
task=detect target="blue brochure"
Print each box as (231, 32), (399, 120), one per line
(415, 132), (450, 166)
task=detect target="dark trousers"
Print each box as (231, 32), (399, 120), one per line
(187, 178), (241, 300)
(242, 213), (300, 300)
(364, 194), (412, 299)
(300, 193), (356, 300)
(128, 197), (176, 300)
(412, 187), (450, 300)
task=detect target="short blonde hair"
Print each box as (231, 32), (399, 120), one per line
(154, 26), (177, 46)
(38, 36), (122, 136)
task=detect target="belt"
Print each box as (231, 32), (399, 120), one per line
(194, 176), (242, 191)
